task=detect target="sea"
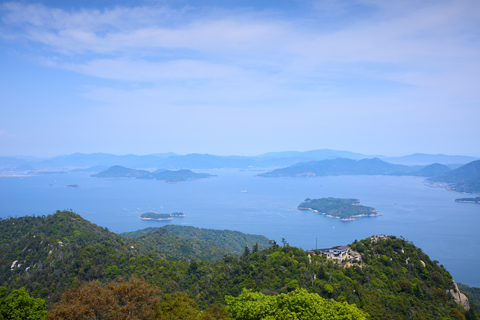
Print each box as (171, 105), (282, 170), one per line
(1, 169), (479, 287)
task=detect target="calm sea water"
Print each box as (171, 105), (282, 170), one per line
(1, 170), (479, 286)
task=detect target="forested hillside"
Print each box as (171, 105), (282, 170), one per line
(1, 211), (478, 319)
(123, 225), (270, 254)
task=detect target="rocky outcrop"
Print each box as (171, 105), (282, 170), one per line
(448, 281), (470, 310)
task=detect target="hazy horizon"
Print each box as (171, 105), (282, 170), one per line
(1, 149), (480, 160)
(1, 0), (479, 157)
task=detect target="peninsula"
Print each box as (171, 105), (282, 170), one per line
(427, 160), (480, 193)
(297, 197), (381, 221)
(455, 197), (480, 204)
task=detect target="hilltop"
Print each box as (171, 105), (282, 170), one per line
(0, 211), (478, 319)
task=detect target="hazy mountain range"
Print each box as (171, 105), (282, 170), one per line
(259, 158), (480, 194)
(258, 158), (452, 178)
(0, 150), (477, 171)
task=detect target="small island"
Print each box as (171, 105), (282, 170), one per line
(297, 197), (381, 221)
(171, 212), (185, 217)
(91, 166), (215, 183)
(140, 212), (174, 221)
(67, 184), (80, 188)
(455, 197), (480, 204)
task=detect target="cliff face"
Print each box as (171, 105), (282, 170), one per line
(449, 281), (470, 310)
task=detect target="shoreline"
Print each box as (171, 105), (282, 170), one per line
(299, 207), (382, 221)
(140, 217), (173, 221)
(424, 181), (479, 195)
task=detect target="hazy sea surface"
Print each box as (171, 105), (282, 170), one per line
(1, 169), (479, 286)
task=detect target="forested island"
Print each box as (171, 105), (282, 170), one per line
(298, 197), (380, 221)
(91, 165), (215, 183)
(455, 197), (480, 204)
(140, 212), (174, 220)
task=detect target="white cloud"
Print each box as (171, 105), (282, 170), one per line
(1, 0), (480, 105)
(59, 59), (240, 81)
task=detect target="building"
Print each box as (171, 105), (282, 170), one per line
(310, 245), (350, 258)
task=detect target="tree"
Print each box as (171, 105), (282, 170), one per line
(156, 292), (230, 320)
(47, 277), (160, 320)
(225, 288), (368, 320)
(0, 287), (47, 320)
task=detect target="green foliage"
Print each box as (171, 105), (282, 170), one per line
(458, 283), (480, 312)
(298, 198), (378, 219)
(0, 287), (47, 320)
(225, 288), (368, 320)
(132, 228), (235, 261)
(122, 225), (270, 254)
(161, 225), (270, 254)
(140, 212), (172, 220)
(0, 212), (470, 320)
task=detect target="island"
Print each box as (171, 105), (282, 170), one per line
(170, 212), (185, 217)
(91, 165), (215, 183)
(67, 184), (80, 188)
(140, 212), (186, 220)
(297, 197), (381, 221)
(140, 212), (174, 221)
(455, 197), (480, 204)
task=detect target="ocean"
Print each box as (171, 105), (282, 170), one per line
(1, 169), (479, 286)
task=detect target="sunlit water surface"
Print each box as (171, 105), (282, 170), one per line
(1, 170), (479, 286)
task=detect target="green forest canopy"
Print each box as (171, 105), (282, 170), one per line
(0, 211), (478, 320)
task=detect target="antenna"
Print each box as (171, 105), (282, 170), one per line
(316, 237), (317, 251)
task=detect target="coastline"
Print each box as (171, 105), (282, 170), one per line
(140, 217), (173, 221)
(299, 207), (382, 221)
(424, 181), (479, 195)
(455, 200), (480, 204)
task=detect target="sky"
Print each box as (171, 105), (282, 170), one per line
(0, 0), (479, 157)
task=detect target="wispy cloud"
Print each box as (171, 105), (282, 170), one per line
(2, 1), (479, 95)
(0, 0), (479, 156)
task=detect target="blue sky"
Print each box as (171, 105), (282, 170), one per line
(1, 0), (479, 157)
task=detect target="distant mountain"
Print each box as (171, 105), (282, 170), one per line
(69, 165), (110, 172)
(157, 153), (256, 169)
(256, 149), (374, 160)
(0, 156), (29, 169)
(411, 163), (452, 177)
(2, 150), (478, 171)
(90, 165), (150, 178)
(258, 158), (417, 178)
(427, 160), (480, 193)
(382, 153), (478, 165)
(50, 152), (175, 168)
(33, 160), (61, 170)
(91, 165), (214, 183)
